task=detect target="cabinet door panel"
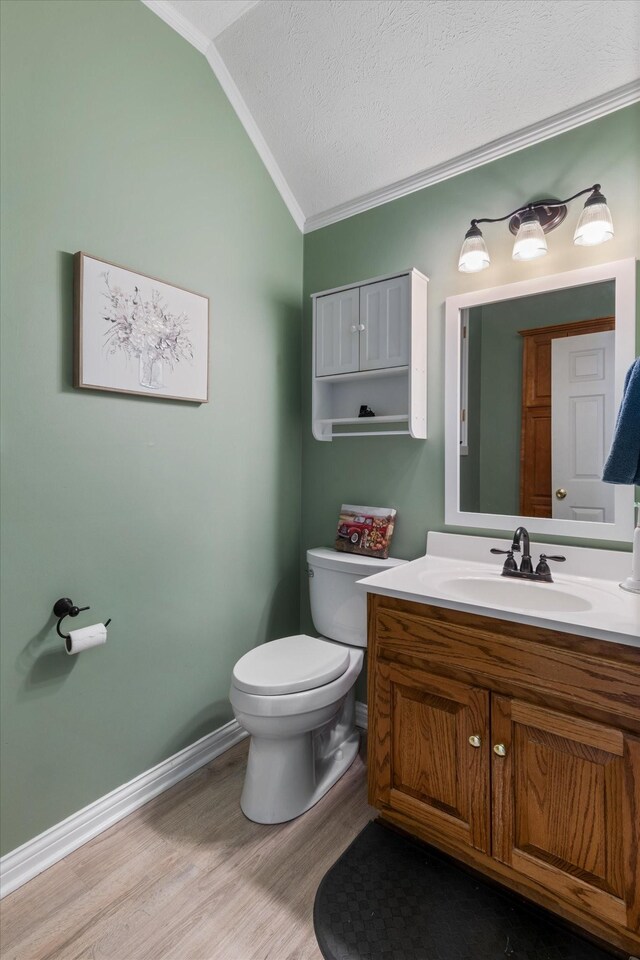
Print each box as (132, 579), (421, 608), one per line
(369, 661), (490, 853)
(360, 276), (410, 371)
(492, 696), (640, 930)
(315, 289), (359, 376)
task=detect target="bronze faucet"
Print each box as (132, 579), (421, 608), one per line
(491, 526), (566, 583)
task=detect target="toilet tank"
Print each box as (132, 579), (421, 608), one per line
(307, 548), (406, 648)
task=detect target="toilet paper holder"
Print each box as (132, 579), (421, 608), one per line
(53, 597), (111, 640)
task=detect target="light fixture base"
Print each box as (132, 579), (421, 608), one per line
(509, 200), (567, 236)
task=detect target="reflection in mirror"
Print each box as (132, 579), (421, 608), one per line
(445, 259), (635, 542)
(459, 281), (616, 522)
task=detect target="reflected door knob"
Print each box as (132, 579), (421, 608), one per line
(493, 743), (507, 757)
(555, 488), (567, 500)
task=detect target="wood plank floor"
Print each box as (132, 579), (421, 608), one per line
(1, 737), (375, 960)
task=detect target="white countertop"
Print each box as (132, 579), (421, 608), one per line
(358, 533), (640, 649)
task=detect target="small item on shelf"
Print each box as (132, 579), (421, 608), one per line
(358, 405), (376, 418)
(335, 504), (397, 559)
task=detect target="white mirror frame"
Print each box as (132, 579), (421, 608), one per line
(445, 258), (636, 542)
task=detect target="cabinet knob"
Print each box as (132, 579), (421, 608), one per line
(350, 324), (358, 333)
(468, 735), (481, 748)
(358, 323), (365, 331)
(493, 743), (507, 757)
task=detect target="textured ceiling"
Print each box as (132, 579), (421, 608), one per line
(161, 0), (640, 223)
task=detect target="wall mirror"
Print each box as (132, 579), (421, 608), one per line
(445, 258), (636, 542)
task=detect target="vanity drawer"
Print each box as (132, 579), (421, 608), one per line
(370, 596), (640, 726)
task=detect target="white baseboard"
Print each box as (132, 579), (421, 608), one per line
(355, 699), (368, 730)
(2, 702), (368, 899)
(0, 719), (248, 899)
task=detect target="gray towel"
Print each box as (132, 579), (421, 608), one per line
(602, 357), (640, 485)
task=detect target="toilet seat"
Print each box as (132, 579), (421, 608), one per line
(230, 647), (363, 720)
(232, 634), (350, 696)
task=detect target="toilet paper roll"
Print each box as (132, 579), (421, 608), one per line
(65, 623), (108, 655)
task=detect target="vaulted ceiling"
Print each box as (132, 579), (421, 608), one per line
(144, 0), (640, 231)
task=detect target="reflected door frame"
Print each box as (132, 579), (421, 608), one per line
(519, 317), (615, 518)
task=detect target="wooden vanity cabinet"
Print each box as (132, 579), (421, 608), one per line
(367, 594), (640, 955)
(373, 662), (491, 853)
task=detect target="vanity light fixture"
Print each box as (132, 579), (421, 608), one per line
(458, 184), (614, 273)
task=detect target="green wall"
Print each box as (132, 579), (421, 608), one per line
(1, 0), (639, 858)
(0, 0), (302, 854)
(302, 106), (640, 672)
(462, 281), (616, 515)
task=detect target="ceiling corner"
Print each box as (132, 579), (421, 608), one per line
(141, 0), (306, 231)
(141, 0), (211, 54)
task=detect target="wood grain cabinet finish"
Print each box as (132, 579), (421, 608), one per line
(370, 662), (490, 853)
(367, 594), (640, 955)
(492, 697), (640, 933)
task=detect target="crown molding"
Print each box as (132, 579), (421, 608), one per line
(141, 0), (305, 231)
(303, 80), (640, 233)
(141, 0), (210, 53)
(139, 2), (639, 238)
(204, 42), (306, 231)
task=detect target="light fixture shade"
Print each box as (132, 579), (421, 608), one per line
(574, 192), (614, 246)
(512, 211), (547, 261)
(458, 225), (490, 273)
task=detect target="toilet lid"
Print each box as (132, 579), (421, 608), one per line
(232, 635), (350, 696)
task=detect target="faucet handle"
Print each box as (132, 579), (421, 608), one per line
(491, 548), (518, 573)
(535, 553), (566, 578)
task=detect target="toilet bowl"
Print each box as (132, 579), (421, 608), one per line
(229, 548), (405, 824)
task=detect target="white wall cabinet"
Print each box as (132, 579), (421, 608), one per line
(359, 274), (410, 371)
(312, 269), (428, 440)
(315, 287), (360, 377)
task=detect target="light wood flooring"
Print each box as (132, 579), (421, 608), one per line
(1, 737), (375, 960)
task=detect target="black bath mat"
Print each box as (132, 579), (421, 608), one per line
(313, 821), (620, 960)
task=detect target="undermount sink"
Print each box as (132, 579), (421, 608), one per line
(433, 575), (593, 613)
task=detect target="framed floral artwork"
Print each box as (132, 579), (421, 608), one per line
(73, 253), (209, 402)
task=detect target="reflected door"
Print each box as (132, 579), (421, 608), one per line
(551, 331), (615, 522)
(518, 317), (615, 519)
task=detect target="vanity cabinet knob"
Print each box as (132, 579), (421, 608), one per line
(555, 488), (567, 500)
(350, 324), (358, 333)
(468, 735), (482, 748)
(493, 743), (507, 757)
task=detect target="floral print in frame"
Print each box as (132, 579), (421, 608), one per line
(74, 253), (209, 402)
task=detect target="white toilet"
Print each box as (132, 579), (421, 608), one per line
(229, 547), (404, 824)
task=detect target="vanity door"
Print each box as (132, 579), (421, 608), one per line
(491, 696), (640, 935)
(369, 662), (490, 853)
